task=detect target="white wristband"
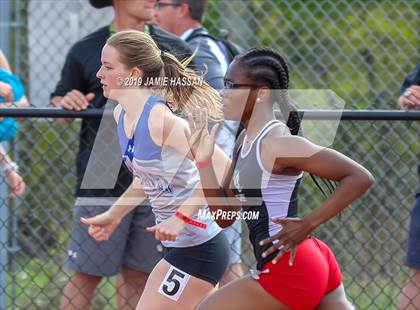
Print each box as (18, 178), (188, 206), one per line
(3, 162), (18, 173)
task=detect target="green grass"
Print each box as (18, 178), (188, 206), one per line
(6, 252), (118, 309)
(4, 248), (408, 309)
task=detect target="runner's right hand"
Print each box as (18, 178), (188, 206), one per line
(60, 90), (95, 111)
(184, 108), (219, 163)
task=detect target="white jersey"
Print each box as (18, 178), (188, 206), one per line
(232, 120), (302, 269)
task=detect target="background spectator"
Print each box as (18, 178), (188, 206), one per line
(397, 64), (420, 310)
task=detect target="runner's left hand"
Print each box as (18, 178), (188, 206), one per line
(259, 217), (313, 266)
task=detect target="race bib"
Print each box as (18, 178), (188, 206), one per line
(158, 265), (190, 301)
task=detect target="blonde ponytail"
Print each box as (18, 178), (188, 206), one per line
(107, 30), (222, 121)
(159, 51), (222, 120)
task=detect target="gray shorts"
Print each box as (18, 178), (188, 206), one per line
(222, 220), (242, 264)
(66, 204), (163, 277)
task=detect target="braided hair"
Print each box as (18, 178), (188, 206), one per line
(236, 47), (336, 197)
(235, 47), (301, 135)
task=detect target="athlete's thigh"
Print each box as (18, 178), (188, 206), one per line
(197, 275), (290, 310)
(137, 259), (214, 310)
(316, 284), (355, 310)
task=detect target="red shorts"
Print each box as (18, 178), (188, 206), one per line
(258, 237), (342, 310)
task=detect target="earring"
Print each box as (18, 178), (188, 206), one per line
(256, 97), (261, 102)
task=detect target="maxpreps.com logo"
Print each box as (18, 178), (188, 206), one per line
(197, 209), (259, 221)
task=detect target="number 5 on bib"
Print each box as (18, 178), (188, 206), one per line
(158, 265), (190, 301)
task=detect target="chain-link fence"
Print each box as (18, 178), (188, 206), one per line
(0, 114), (417, 309)
(0, 0), (419, 309)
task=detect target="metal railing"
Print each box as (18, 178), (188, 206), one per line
(0, 109), (417, 309)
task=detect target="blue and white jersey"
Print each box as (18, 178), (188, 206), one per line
(117, 95), (221, 247)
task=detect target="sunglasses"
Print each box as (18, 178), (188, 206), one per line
(154, 2), (181, 10)
(223, 80), (262, 90)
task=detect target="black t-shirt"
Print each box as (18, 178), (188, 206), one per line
(51, 25), (192, 197)
(400, 64), (420, 196)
